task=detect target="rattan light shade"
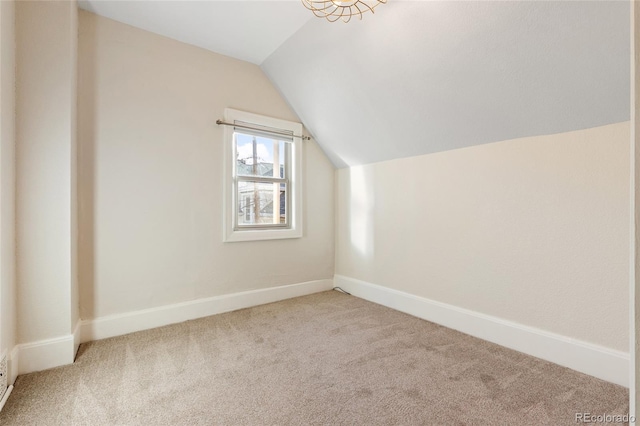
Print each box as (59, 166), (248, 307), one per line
(301, 0), (387, 23)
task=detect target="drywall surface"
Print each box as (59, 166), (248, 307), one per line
(77, 11), (335, 319)
(69, 0), (79, 336)
(633, 0), (640, 412)
(77, 0), (312, 65)
(263, 1), (629, 167)
(16, 0), (77, 343)
(0, 0), (15, 360)
(336, 122), (630, 351)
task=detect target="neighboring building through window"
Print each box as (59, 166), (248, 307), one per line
(223, 109), (303, 242)
(235, 134), (288, 227)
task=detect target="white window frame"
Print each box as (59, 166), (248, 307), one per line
(223, 108), (303, 242)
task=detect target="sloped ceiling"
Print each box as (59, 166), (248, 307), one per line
(79, 1), (630, 168)
(262, 1), (630, 167)
(77, 1), (312, 64)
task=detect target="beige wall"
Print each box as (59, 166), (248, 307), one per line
(16, 0), (78, 344)
(336, 122), (630, 352)
(69, 0), (79, 340)
(0, 0), (16, 361)
(77, 11), (335, 319)
(633, 0), (639, 412)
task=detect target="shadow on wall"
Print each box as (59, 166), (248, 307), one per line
(77, 15), (97, 321)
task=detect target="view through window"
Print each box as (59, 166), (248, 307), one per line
(223, 108), (302, 242)
(234, 132), (291, 229)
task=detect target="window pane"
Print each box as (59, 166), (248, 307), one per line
(235, 132), (287, 178)
(237, 181), (287, 226)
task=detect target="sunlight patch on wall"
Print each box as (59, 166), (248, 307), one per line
(349, 166), (375, 259)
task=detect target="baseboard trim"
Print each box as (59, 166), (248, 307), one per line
(72, 319), (81, 359)
(0, 385), (13, 413)
(334, 275), (629, 387)
(15, 333), (76, 376)
(8, 346), (18, 385)
(80, 279), (334, 343)
(7, 281), (333, 378)
(10, 320), (82, 377)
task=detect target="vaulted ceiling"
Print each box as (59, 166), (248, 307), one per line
(79, 1), (630, 168)
(77, 1), (312, 64)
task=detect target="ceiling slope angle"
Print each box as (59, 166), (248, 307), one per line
(262, 1), (630, 168)
(78, 0), (313, 65)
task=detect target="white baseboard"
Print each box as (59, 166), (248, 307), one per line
(15, 334), (76, 376)
(80, 279), (334, 343)
(5, 281), (332, 379)
(334, 275), (629, 387)
(73, 319), (81, 359)
(8, 319), (83, 378)
(8, 346), (18, 385)
(0, 385), (13, 413)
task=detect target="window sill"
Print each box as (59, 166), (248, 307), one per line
(223, 227), (302, 243)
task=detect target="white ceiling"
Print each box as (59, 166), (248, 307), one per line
(79, 1), (630, 168)
(78, 1), (312, 64)
(263, 1), (630, 167)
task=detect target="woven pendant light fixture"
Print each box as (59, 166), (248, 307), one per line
(302, 0), (387, 23)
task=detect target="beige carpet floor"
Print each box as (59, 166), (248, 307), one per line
(0, 291), (629, 425)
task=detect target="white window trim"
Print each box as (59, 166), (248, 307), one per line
(223, 108), (303, 242)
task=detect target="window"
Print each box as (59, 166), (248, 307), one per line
(223, 109), (303, 242)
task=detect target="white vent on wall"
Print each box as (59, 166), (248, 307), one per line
(0, 351), (12, 412)
(0, 351), (6, 398)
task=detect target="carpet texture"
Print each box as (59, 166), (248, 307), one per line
(0, 291), (629, 425)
